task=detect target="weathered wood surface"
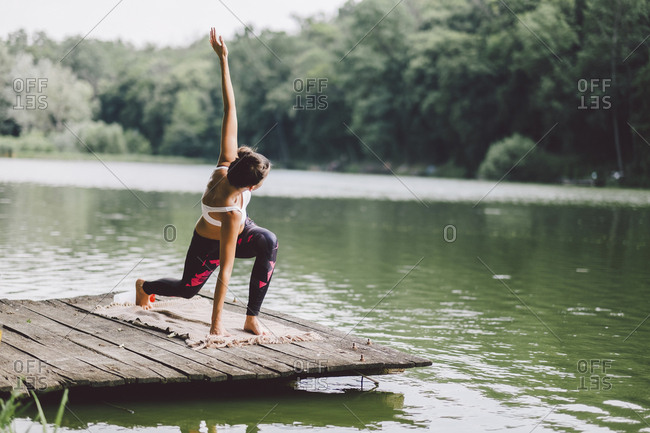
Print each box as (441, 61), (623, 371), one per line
(0, 293), (431, 398)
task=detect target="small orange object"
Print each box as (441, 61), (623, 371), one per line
(149, 294), (156, 302)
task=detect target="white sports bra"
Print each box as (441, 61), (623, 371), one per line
(201, 166), (251, 227)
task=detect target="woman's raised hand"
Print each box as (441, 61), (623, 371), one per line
(209, 27), (228, 59)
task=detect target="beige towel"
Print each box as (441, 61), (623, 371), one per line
(94, 297), (321, 349)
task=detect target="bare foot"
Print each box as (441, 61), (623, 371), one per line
(244, 315), (269, 335)
(135, 279), (152, 310)
(209, 323), (232, 337)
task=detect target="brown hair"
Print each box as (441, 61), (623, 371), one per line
(227, 146), (271, 188)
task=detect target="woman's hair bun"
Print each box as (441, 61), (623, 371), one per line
(227, 146), (271, 188)
(237, 146), (255, 159)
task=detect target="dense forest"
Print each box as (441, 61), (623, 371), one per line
(1, 0), (650, 186)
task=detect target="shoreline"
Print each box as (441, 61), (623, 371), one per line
(0, 152), (638, 190)
(1, 157), (650, 208)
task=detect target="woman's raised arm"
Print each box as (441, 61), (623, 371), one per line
(210, 28), (238, 165)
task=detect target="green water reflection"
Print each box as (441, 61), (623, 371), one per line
(1, 180), (649, 432)
(25, 385), (409, 432)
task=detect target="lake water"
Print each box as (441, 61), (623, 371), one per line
(1, 158), (650, 432)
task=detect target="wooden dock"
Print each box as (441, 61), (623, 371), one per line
(0, 293), (430, 399)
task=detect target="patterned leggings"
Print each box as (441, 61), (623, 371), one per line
(142, 218), (278, 316)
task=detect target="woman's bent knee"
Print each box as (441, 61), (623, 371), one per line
(266, 231), (278, 250)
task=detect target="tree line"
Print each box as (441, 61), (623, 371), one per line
(1, 0), (649, 186)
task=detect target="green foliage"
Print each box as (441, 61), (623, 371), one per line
(0, 392), (22, 431)
(0, 389), (68, 433)
(338, 0), (414, 163)
(160, 88), (213, 157)
(0, 45), (16, 135)
(0, 132), (55, 154)
(66, 121), (130, 154)
(124, 129), (151, 154)
(478, 134), (562, 183)
(432, 160), (468, 178)
(1, 0), (650, 185)
(4, 53), (94, 133)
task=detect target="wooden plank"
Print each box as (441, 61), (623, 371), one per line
(46, 300), (252, 381)
(0, 334), (65, 396)
(60, 297), (282, 380)
(195, 295), (423, 374)
(1, 291), (431, 400)
(199, 292), (431, 368)
(299, 336), (420, 370)
(71, 293), (429, 373)
(63, 295), (315, 378)
(19, 299), (191, 382)
(217, 345), (301, 378)
(56, 299), (279, 380)
(2, 301), (197, 385)
(0, 348), (27, 396)
(1, 299), (126, 387)
(261, 339), (384, 374)
(255, 310), (402, 354)
(248, 307), (429, 367)
(7, 300), (181, 385)
(0, 329), (124, 388)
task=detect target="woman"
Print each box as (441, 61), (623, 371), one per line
(135, 28), (278, 337)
